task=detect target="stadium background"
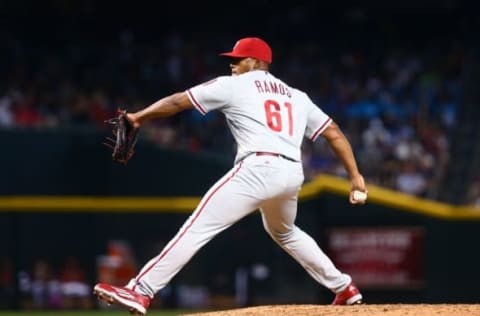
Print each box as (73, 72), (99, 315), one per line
(1, 0), (479, 314)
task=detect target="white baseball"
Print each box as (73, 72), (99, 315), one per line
(352, 190), (367, 201)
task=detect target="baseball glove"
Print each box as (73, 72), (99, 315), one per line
(103, 109), (139, 164)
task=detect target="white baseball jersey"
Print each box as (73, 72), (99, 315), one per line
(186, 70), (332, 163)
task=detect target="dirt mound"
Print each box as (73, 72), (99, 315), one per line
(182, 304), (480, 316)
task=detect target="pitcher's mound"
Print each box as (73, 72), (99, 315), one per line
(182, 304), (480, 316)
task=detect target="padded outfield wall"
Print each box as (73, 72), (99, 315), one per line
(1, 130), (480, 308)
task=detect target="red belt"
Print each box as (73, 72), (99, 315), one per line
(255, 152), (297, 162)
(256, 152), (280, 157)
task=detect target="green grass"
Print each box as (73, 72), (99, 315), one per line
(0, 310), (197, 316)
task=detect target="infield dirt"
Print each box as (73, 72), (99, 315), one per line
(183, 304), (480, 316)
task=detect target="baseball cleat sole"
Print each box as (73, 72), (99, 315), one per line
(94, 289), (114, 305)
(352, 299), (364, 304)
(93, 286), (146, 316)
(345, 293), (363, 305)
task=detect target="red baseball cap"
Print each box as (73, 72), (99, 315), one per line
(220, 37), (272, 64)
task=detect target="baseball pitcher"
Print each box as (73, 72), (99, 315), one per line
(96, 37), (367, 315)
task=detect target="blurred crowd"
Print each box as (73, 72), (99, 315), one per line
(0, 241), (139, 310)
(1, 32), (464, 201)
(0, 256), (92, 310)
(0, 240), (224, 311)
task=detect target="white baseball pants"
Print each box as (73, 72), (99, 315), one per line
(127, 153), (351, 297)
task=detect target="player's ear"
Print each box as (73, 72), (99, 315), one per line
(244, 58), (254, 71)
(254, 59), (269, 70)
(251, 58), (263, 70)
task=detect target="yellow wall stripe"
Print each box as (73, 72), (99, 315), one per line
(300, 174), (480, 220)
(1, 175), (479, 220)
(0, 196), (200, 212)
